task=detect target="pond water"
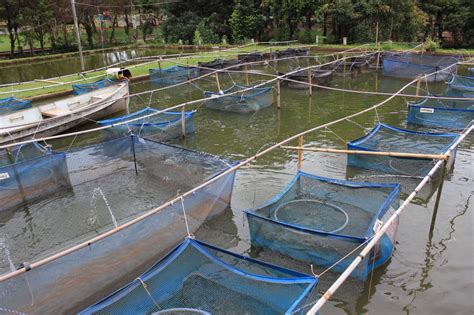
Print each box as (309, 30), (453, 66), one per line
(1, 59), (472, 314)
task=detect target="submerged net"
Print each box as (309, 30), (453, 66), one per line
(0, 135), (236, 314)
(79, 238), (318, 315)
(407, 97), (474, 129)
(246, 172), (400, 280)
(446, 75), (474, 97)
(149, 66), (199, 85)
(382, 53), (458, 82)
(347, 123), (460, 177)
(98, 107), (195, 141)
(0, 97), (32, 114)
(72, 78), (118, 95)
(204, 84), (274, 114)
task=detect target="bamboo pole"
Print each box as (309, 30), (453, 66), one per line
(307, 69), (313, 96)
(297, 136), (304, 169)
(215, 73), (221, 91)
(279, 146), (449, 160)
(181, 105), (186, 138)
(416, 75), (422, 98)
(376, 51), (381, 69)
(277, 79), (281, 109)
(429, 159), (449, 236)
(244, 64), (249, 85)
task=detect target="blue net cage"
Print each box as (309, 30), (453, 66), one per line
(445, 74), (474, 98)
(347, 123), (460, 177)
(382, 53), (459, 82)
(204, 84), (274, 114)
(149, 66), (199, 85)
(72, 78), (118, 95)
(0, 136), (236, 314)
(0, 97), (32, 115)
(79, 238), (318, 315)
(407, 97), (474, 130)
(0, 142), (71, 212)
(246, 171), (400, 281)
(98, 107), (195, 141)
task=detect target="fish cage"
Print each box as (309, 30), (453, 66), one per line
(0, 142), (71, 212)
(79, 238), (318, 315)
(204, 84), (274, 114)
(407, 97), (474, 130)
(149, 66), (200, 85)
(0, 135), (236, 314)
(347, 123), (460, 177)
(445, 74), (474, 98)
(197, 59), (242, 73)
(98, 107), (195, 141)
(0, 96), (32, 114)
(72, 78), (118, 95)
(278, 69), (333, 89)
(382, 53), (459, 82)
(246, 171), (400, 281)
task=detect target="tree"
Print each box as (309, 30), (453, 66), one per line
(229, 0), (265, 43)
(0, 0), (21, 57)
(21, 0), (54, 52)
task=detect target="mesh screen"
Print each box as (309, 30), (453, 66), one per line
(0, 97), (32, 114)
(407, 102), (474, 130)
(279, 69), (333, 89)
(446, 75), (474, 97)
(79, 239), (317, 315)
(0, 136), (236, 314)
(204, 84), (274, 113)
(347, 123), (459, 177)
(382, 53), (458, 82)
(149, 66), (199, 85)
(246, 172), (400, 281)
(98, 108), (195, 141)
(72, 78), (118, 95)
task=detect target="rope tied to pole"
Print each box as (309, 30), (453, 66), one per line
(136, 276), (160, 310)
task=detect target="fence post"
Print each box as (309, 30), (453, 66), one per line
(297, 136), (304, 169)
(307, 68), (313, 96)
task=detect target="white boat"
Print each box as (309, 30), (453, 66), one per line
(0, 82), (129, 144)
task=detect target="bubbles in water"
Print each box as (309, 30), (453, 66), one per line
(0, 237), (15, 272)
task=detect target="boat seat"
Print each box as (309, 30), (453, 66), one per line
(89, 96), (105, 104)
(0, 107), (43, 128)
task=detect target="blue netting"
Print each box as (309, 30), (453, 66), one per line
(149, 66), (199, 85)
(347, 123), (460, 177)
(469, 67), (474, 75)
(0, 97), (32, 115)
(246, 171), (399, 281)
(407, 97), (474, 129)
(79, 238), (318, 315)
(446, 75), (474, 98)
(0, 136), (236, 313)
(0, 142), (71, 212)
(382, 53), (458, 82)
(98, 107), (195, 141)
(204, 84), (274, 113)
(72, 78), (117, 95)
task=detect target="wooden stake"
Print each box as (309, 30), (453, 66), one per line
(307, 68), (313, 96)
(280, 146), (449, 160)
(277, 79), (281, 109)
(215, 73), (221, 91)
(375, 21), (379, 48)
(429, 159), (448, 236)
(416, 75), (421, 98)
(376, 51), (381, 69)
(297, 136), (304, 169)
(244, 64), (249, 85)
(181, 105), (186, 138)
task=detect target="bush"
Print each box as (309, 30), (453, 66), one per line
(423, 37), (439, 52)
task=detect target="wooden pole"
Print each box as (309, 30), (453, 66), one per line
(280, 146), (449, 160)
(307, 68), (313, 96)
(375, 21), (379, 48)
(416, 75), (421, 98)
(181, 105), (186, 138)
(215, 73), (221, 91)
(376, 51), (381, 69)
(429, 159), (448, 236)
(277, 79), (281, 109)
(297, 136), (304, 169)
(244, 64), (249, 85)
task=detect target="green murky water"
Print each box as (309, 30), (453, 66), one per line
(2, 57), (473, 314)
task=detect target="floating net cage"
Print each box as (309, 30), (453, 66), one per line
(0, 135), (236, 314)
(407, 97), (474, 130)
(149, 66), (200, 86)
(0, 96), (32, 114)
(347, 123), (460, 177)
(79, 238), (318, 315)
(72, 78), (118, 95)
(382, 53), (459, 82)
(197, 59), (243, 73)
(278, 69), (333, 89)
(0, 142), (71, 212)
(204, 84), (274, 114)
(273, 48), (310, 58)
(238, 52), (265, 62)
(246, 171), (400, 281)
(98, 107), (195, 141)
(445, 74), (474, 98)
